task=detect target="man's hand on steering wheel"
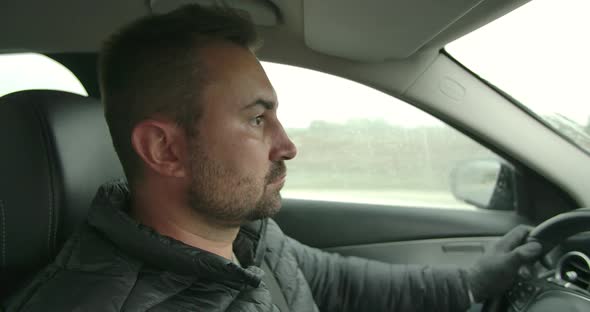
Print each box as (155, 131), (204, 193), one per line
(467, 225), (544, 303)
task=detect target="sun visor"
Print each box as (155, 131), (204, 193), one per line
(303, 0), (484, 62)
(149, 0), (280, 26)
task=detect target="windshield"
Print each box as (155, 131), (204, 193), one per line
(446, 0), (590, 153)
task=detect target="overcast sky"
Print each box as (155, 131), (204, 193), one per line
(447, 0), (590, 126)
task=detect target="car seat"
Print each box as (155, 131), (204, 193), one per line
(0, 90), (123, 300)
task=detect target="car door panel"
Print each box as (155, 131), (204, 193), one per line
(275, 199), (528, 265)
(326, 237), (497, 267)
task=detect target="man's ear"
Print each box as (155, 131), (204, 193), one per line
(131, 118), (189, 178)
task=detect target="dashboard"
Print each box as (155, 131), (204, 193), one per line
(507, 237), (590, 312)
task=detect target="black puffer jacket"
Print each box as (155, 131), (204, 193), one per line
(9, 182), (472, 311)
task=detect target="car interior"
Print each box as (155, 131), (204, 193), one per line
(1, 0), (590, 311)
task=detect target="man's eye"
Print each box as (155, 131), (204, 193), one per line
(250, 115), (264, 127)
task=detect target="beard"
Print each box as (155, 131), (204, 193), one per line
(186, 141), (286, 227)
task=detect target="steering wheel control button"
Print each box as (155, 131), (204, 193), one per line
(513, 298), (526, 309)
(508, 281), (541, 311)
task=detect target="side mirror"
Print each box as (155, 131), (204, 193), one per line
(450, 159), (518, 210)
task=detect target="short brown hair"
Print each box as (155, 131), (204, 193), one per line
(99, 4), (260, 185)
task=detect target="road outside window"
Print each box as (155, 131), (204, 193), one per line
(263, 62), (506, 210)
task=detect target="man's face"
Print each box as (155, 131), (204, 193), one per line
(186, 42), (297, 227)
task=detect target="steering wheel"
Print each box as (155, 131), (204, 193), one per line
(483, 208), (590, 312)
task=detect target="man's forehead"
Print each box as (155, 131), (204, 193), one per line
(198, 42), (277, 106)
(200, 42), (262, 77)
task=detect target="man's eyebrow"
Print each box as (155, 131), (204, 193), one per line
(242, 99), (275, 111)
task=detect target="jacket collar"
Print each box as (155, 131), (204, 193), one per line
(87, 180), (266, 288)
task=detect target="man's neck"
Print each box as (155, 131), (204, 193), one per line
(131, 191), (239, 260)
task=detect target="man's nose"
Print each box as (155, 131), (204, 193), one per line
(269, 122), (297, 161)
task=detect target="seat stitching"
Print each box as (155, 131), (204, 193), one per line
(31, 98), (57, 256)
(1, 200), (5, 267)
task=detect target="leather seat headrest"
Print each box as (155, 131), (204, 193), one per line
(0, 90), (124, 296)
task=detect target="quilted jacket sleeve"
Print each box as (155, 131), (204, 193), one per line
(287, 236), (472, 312)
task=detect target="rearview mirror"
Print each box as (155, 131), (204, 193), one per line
(450, 159), (517, 210)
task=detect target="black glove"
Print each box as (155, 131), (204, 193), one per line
(467, 225), (543, 303)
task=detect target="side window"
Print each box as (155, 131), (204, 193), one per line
(263, 62), (510, 210)
(0, 53), (87, 97)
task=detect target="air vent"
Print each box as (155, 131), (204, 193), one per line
(556, 251), (590, 291)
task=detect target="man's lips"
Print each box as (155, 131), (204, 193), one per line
(269, 174), (286, 185)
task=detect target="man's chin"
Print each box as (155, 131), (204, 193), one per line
(246, 193), (282, 221)
(247, 205), (281, 222)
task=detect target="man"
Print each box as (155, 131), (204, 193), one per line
(9, 4), (542, 311)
